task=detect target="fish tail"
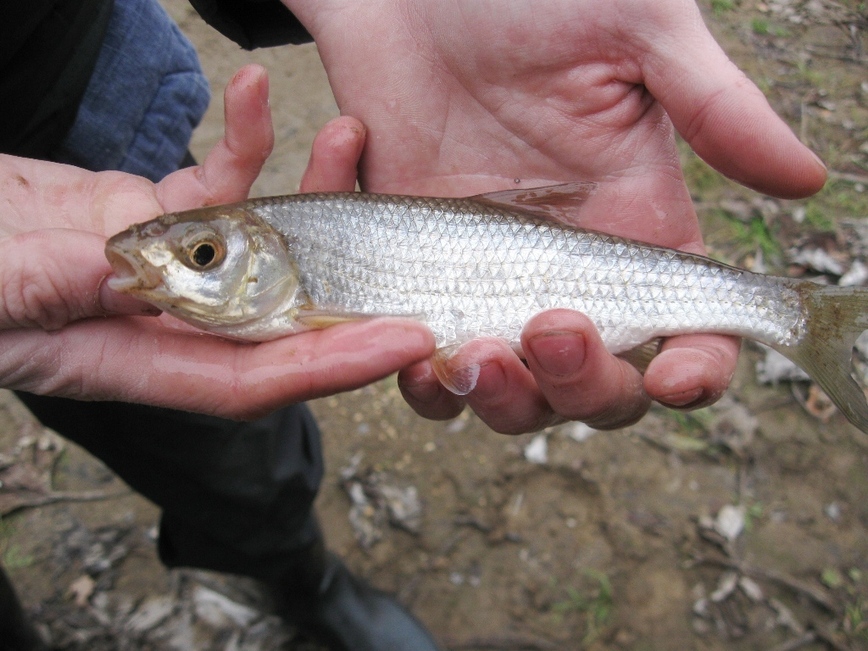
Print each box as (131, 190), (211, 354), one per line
(776, 284), (868, 434)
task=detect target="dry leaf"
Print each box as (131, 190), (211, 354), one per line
(68, 574), (96, 608)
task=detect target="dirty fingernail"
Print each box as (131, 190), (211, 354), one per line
(401, 378), (444, 405)
(659, 387), (704, 409)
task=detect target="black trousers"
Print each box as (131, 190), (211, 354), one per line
(16, 394), (324, 581)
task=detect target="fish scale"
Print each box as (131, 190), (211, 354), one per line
(249, 193), (803, 352)
(104, 184), (868, 432)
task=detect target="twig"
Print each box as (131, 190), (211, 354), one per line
(770, 631), (817, 651)
(0, 489), (130, 516)
(692, 552), (839, 614)
(812, 624), (856, 651)
(828, 170), (868, 185)
(803, 45), (867, 64)
(454, 514), (493, 533)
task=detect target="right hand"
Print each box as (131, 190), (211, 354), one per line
(285, 0), (826, 433)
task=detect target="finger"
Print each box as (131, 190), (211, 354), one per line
(397, 337), (558, 433)
(227, 318), (435, 418)
(157, 64), (274, 209)
(0, 230), (159, 331)
(4, 318), (435, 419)
(523, 310), (651, 430)
(457, 338), (559, 434)
(641, 7), (826, 199)
(299, 116), (366, 193)
(645, 333), (741, 410)
(398, 360), (466, 421)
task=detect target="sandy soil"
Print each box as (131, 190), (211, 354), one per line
(2, 1), (868, 650)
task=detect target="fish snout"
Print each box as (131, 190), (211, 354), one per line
(104, 246), (164, 293)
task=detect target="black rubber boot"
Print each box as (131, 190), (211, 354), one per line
(0, 565), (47, 651)
(267, 539), (442, 651)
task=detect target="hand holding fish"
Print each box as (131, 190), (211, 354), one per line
(0, 66), (433, 417)
(282, 0), (828, 432)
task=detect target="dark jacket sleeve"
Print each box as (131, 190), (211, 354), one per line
(188, 0), (312, 49)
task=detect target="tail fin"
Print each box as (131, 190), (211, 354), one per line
(776, 284), (868, 434)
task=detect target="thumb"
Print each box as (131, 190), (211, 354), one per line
(0, 229), (159, 330)
(642, 14), (826, 199)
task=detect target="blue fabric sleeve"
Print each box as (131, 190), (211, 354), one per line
(53, 0), (211, 182)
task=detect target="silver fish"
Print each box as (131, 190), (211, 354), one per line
(105, 183), (868, 433)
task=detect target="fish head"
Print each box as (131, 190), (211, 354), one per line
(105, 206), (306, 336)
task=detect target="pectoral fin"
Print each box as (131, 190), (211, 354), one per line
(431, 345), (481, 396)
(295, 308), (421, 330)
(294, 309), (375, 329)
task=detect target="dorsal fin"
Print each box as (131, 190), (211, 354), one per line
(470, 182), (597, 222)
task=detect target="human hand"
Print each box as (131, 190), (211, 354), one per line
(0, 65), (433, 419)
(285, 0), (827, 433)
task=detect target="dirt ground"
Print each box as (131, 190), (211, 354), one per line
(3, 1), (868, 650)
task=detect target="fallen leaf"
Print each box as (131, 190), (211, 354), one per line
(68, 574), (96, 608)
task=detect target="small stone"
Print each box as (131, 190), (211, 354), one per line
(714, 504), (746, 541)
(524, 434), (548, 464)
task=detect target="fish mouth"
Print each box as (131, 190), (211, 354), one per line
(104, 248), (163, 293)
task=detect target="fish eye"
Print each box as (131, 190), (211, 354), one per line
(183, 237), (225, 271)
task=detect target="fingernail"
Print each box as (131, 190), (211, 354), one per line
(257, 68), (270, 108)
(809, 149), (827, 171)
(527, 331), (586, 377)
(402, 380), (443, 405)
(659, 387), (704, 408)
(400, 365), (445, 404)
(468, 361), (507, 401)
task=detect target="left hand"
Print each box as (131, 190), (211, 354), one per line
(0, 65), (433, 419)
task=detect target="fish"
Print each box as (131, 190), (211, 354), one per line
(104, 182), (868, 433)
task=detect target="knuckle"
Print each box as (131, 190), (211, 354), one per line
(549, 368), (650, 430)
(1, 235), (79, 330)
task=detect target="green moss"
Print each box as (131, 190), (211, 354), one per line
(0, 519), (34, 570)
(682, 152), (730, 196)
(799, 179), (868, 233)
(731, 215), (784, 260)
(751, 18), (771, 35)
(551, 570), (613, 644)
(711, 0), (737, 14)
(802, 202), (837, 232)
